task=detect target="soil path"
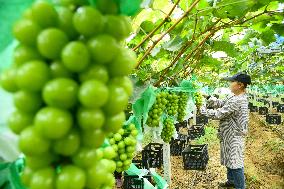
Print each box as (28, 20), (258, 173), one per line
(170, 113), (284, 189)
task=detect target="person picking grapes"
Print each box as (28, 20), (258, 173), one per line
(200, 73), (251, 189)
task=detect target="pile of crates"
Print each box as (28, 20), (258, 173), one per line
(170, 115), (209, 170)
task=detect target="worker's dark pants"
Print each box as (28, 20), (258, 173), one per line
(227, 167), (245, 189)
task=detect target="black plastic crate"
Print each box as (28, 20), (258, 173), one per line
(272, 101), (279, 108)
(123, 172), (152, 189)
(142, 143), (163, 168)
(170, 134), (189, 156)
(179, 133), (191, 144)
(277, 104), (284, 113)
(258, 99), (270, 106)
(264, 100), (270, 107)
(258, 107), (268, 115)
(182, 144), (209, 170)
(196, 115), (208, 124)
(175, 120), (187, 131)
(266, 114), (282, 125)
(180, 120), (188, 128)
(188, 124), (205, 140)
(132, 159), (143, 169)
(249, 105), (258, 112)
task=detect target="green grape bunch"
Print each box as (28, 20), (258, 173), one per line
(108, 123), (138, 173)
(161, 118), (175, 143)
(194, 91), (204, 110)
(146, 91), (168, 127)
(0, 0), (136, 189)
(165, 92), (179, 116)
(177, 92), (189, 122)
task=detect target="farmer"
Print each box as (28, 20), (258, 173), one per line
(200, 73), (251, 189)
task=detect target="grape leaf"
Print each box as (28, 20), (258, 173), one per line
(199, 55), (222, 68)
(197, 0), (209, 9)
(260, 28), (276, 45)
(168, 60), (184, 77)
(271, 23), (284, 36)
(151, 46), (161, 57)
(213, 0), (256, 19)
(237, 30), (258, 45)
(212, 41), (238, 57)
(173, 0), (190, 11)
(162, 36), (184, 51)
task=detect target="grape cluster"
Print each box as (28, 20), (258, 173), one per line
(194, 91), (204, 110)
(177, 92), (189, 122)
(146, 92), (168, 127)
(161, 118), (175, 143)
(108, 124), (138, 172)
(0, 0), (136, 189)
(166, 93), (179, 116)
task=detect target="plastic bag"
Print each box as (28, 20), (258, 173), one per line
(141, 86), (158, 125)
(150, 170), (168, 189)
(125, 163), (148, 178)
(143, 178), (157, 189)
(132, 85), (157, 126)
(0, 88), (15, 130)
(0, 131), (20, 162)
(0, 159), (26, 189)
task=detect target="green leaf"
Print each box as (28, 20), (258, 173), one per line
(251, 22), (268, 32)
(140, 20), (155, 33)
(250, 0), (271, 11)
(271, 23), (284, 36)
(168, 60), (184, 77)
(173, 0), (190, 11)
(162, 36), (184, 51)
(197, 0), (210, 9)
(266, 1), (280, 11)
(276, 66), (284, 72)
(199, 55), (222, 68)
(237, 30), (258, 45)
(212, 41), (238, 57)
(213, 0), (256, 19)
(260, 28), (276, 45)
(250, 14), (272, 32)
(151, 46), (161, 57)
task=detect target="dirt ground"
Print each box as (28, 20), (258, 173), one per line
(169, 113), (284, 189)
(117, 112), (284, 189)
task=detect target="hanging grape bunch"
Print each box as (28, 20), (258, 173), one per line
(177, 92), (189, 122)
(146, 91), (168, 127)
(165, 92), (179, 116)
(194, 91), (204, 111)
(0, 0), (136, 188)
(161, 118), (175, 143)
(108, 123), (138, 172)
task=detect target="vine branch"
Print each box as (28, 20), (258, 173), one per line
(157, 18), (222, 79)
(133, 0), (181, 51)
(135, 0), (201, 68)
